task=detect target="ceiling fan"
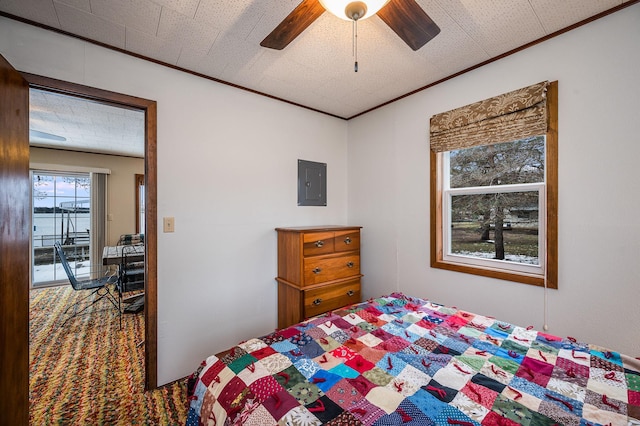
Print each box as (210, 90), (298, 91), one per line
(261, 0), (441, 51)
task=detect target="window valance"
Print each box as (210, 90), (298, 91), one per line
(430, 81), (549, 153)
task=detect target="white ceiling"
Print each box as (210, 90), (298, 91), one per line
(29, 88), (145, 157)
(1, 0), (634, 157)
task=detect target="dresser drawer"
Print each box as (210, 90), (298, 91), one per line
(303, 254), (360, 285)
(303, 231), (335, 256)
(334, 230), (360, 252)
(304, 280), (361, 318)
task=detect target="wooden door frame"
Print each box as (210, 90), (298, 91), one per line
(0, 53), (30, 426)
(23, 73), (159, 390)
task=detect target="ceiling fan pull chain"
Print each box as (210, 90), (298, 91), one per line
(353, 19), (358, 72)
(352, 19), (356, 71)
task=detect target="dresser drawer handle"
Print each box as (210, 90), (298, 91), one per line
(346, 261), (354, 268)
(315, 240), (324, 248)
(344, 236), (352, 244)
(346, 290), (355, 297)
(312, 298), (323, 306)
(312, 267), (322, 274)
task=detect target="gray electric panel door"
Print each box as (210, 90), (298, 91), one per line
(298, 159), (326, 206)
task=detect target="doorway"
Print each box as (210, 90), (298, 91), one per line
(26, 73), (158, 388)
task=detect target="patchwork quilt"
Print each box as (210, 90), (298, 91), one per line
(186, 293), (640, 425)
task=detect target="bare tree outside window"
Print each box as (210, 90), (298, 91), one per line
(447, 136), (544, 265)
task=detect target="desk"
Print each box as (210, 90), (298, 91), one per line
(102, 245), (144, 265)
(103, 245), (145, 320)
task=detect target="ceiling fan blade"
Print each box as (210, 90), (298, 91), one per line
(29, 129), (67, 142)
(377, 0), (441, 51)
(261, 0), (326, 50)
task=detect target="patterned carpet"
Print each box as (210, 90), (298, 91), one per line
(30, 285), (188, 425)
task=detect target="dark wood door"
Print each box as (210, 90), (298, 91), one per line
(0, 53), (30, 425)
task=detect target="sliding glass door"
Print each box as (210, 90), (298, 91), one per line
(32, 171), (92, 287)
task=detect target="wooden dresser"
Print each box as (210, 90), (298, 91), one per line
(276, 226), (362, 329)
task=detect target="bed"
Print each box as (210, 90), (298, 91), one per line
(186, 293), (640, 425)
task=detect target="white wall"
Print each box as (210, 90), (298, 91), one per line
(1, 17), (349, 385)
(348, 4), (640, 357)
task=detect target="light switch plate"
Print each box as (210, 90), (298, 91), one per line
(163, 217), (175, 233)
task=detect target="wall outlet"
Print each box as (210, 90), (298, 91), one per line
(163, 217), (175, 233)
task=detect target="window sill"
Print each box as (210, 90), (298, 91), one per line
(431, 258), (555, 288)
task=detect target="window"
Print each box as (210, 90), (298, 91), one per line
(430, 81), (558, 288)
(135, 174), (145, 234)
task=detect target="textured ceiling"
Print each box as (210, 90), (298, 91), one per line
(29, 88), (145, 158)
(0, 0), (635, 157)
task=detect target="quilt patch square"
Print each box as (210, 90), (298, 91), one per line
(306, 395), (344, 424)
(279, 326), (303, 340)
(218, 346), (248, 365)
(345, 354), (375, 374)
(323, 410), (361, 426)
(414, 337), (440, 353)
(262, 389), (299, 421)
(349, 398), (386, 426)
(461, 381), (498, 410)
(558, 348), (591, 368)
(424, 379), (458, 403)
(471, 373), (506, 394)
(305, 326), (330, 341)
(287, 381), (323, 405)
(216, 376), (250, 412)
(451, 390), (490, 422)
(330, 363), (360, 379)
(239, 403), (278, 426)
(310, 369), (343, 393)
(199, 358), (225, 387)
(279, 406), (323, 426)
(516, 356), (553, 388)
(325, 378), (362, 410)
(249, 375), (284, 403)
(228, 353), (259, 374)
(407, 387), (449, 420)
(551, 357), (589, 388)
(274, 365), (307, 390)
(363, 366), (394, 387)
(250, 345), (277, 360)
(260, 352), (293, 375)
(526, 346), (558, 365)
(238, 337), (268, 352)
(347, 375), (377, 397)
(365, 386), (405, 414)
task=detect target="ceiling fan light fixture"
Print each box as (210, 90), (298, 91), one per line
(319, 0), (390, 21)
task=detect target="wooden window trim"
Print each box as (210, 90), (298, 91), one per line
(430, 81), (558, 289)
